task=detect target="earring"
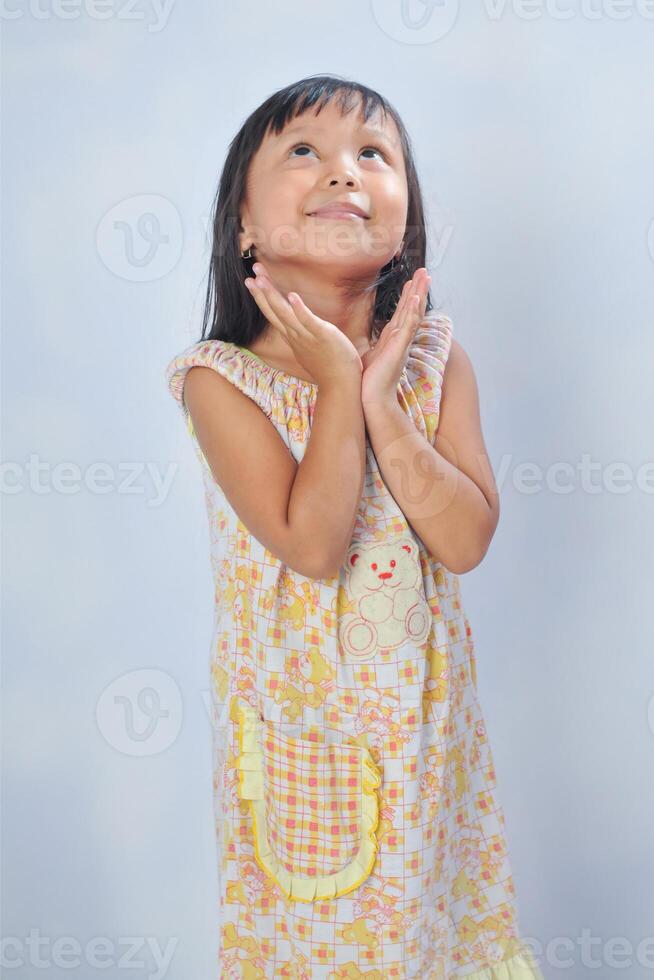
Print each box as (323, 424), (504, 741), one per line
(241, 246), (254, 259)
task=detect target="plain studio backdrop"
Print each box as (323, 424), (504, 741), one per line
(3, 4), (653, 979)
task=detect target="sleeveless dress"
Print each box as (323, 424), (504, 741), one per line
(165, 314), (544, 980)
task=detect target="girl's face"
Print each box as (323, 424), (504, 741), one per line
(239, 100), (408, 277)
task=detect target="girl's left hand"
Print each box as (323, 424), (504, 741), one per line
(361, 268), (431, 407)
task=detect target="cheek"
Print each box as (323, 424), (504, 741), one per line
(371, 192), (409, 250)
(381, 181), (409, 217)
(250, 178), (308, 226)
(366, 171), (408, 217)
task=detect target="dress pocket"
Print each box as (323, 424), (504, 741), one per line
(235, 702), (382, 903)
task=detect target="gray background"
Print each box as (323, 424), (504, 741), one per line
(3, 2), (654, 978)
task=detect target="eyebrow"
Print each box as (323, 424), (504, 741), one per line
(280, 123), (399, 150)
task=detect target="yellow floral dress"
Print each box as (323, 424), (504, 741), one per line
(165, 314), (544, 980)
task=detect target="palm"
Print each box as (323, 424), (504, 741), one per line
(360, 323), (407, 391)
(361, 269), (431, 400)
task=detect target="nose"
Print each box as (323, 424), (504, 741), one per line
(378, 572), (392, 580)
(328, 176), (357, 187)
(325, 166), (361, 190)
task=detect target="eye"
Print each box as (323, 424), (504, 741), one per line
(288, 142), (387, 162)
(289, 143), (318, 158)
(360, 146), (387, 161)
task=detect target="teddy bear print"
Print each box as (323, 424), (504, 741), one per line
(337, 535), (431, 661)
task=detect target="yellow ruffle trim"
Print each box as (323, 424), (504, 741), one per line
(460, 946), (545, 980)
(235, 702), (382, 903)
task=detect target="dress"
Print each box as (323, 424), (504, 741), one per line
(165, 314), (544, 980)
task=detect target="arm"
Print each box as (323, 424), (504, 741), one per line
(362, 338), (500, 574)
(184, 366), (366, 579)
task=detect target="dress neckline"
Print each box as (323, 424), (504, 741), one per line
(232, 343), (319, 390)
(227, 323), (433, 393)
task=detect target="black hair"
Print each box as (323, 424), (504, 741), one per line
(200, 73), (435, 345)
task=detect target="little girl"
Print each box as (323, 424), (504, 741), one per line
(166, 74), (544, 980)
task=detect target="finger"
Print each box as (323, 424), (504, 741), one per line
(402, 294), (422, 338)
(251, 267), (302, 324)
(286, 291), (333, 342)
(403, 270), (429, 326)
(255, 276), (306, 338)
(251, 270), (324, 347)
(419, 271), (431, 319)
(252, 261), (304, 330)
(392, 278), (413, 326)
(287, 291), (318, 325)
(385, 293), (419, 351)
(394, 268), (427, 326)
(244, 278), (290, 340)
(249, 269), (306, 336)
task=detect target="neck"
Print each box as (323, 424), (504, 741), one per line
(253, 263), (381, 355)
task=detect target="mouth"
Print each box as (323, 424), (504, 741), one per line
(307, 210), (368, 221)
(306, 204), (370, 220)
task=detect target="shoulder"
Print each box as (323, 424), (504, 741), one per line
(444, 335), (472, 375)
(440, 336), (481, 412)
(165, 338), (276, 426)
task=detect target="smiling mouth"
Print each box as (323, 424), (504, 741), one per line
(307, 211), (368, 221)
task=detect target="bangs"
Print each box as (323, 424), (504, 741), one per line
(263, 79), (390, 141)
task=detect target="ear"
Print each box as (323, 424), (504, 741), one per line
(238, 206), (254, 255)
(238, 231), (253, 255)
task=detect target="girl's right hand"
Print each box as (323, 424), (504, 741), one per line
(243, 262), (363, 388)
